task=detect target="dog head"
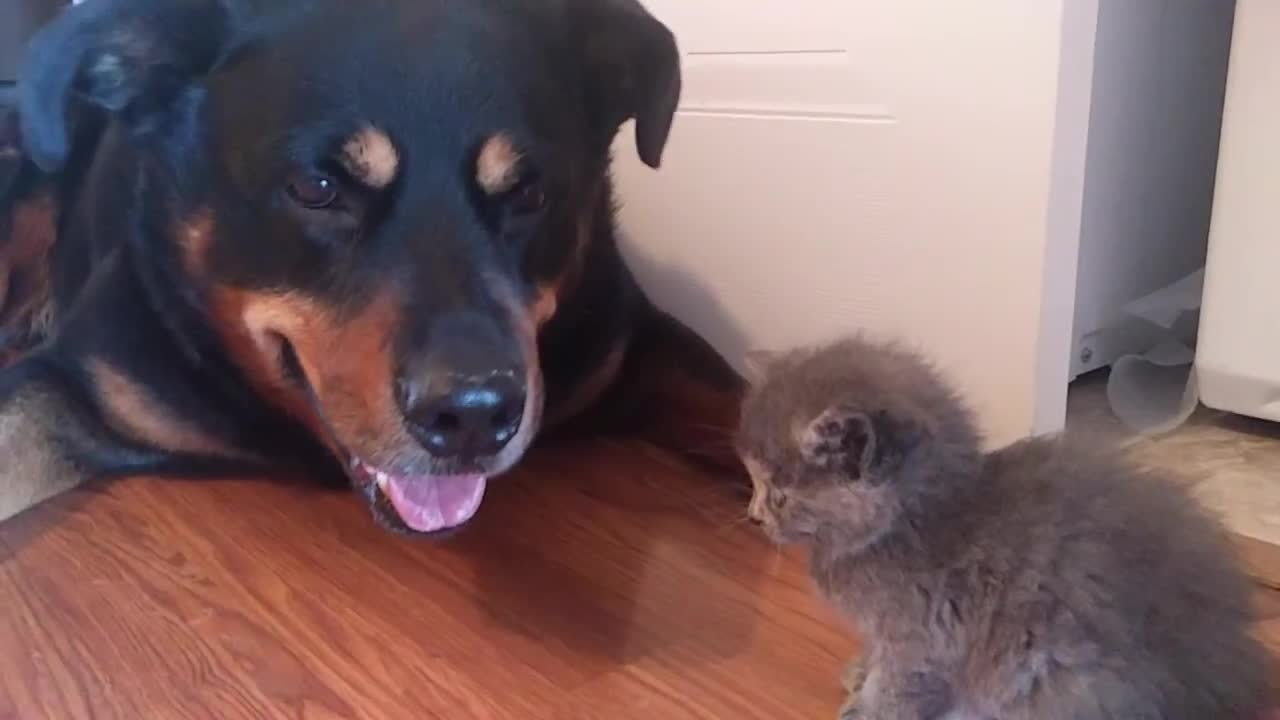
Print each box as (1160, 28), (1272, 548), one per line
(19, 0), (680, 534)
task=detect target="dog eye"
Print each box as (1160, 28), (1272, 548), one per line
(286, 172), (340, 209)
(508, 181), (546, 216)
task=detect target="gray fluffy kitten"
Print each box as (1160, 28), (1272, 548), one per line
(737, 335), (1274, 720)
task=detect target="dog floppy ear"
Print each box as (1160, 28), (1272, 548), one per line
(18, 0), (237, 172)
(574, 0), (681, 169)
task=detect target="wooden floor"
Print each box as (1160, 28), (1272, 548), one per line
(0, 439), (859, 720)
(7, 437), (1280, 720)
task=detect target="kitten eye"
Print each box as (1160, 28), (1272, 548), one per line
(769, 493), (788, 510)
(286, 171), (340, 209)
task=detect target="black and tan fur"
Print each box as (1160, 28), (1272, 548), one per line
(0, 0), (743, 533)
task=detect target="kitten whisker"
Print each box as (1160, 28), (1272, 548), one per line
(714, 513), (755, 536)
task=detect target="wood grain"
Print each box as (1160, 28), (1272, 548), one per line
(7, 434), (1280, 720)
(0, 439), (858, 720)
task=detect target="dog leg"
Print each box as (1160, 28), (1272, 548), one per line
(0, 360), (95, 521)
(0, 356), (182, 522)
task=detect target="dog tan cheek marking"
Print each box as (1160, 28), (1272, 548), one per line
(205, 287), (333, 454)
(177, 214), (407, 462)
(340, 126), (399, 189)
(173, 212), (322, 447)
(89, 358), (236, 457)
(476, 133), (522, 195)
(234, 289), (411, 462)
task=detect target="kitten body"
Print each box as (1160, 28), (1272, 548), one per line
(738, 336), (1274, 720)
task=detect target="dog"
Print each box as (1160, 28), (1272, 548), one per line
(0, 0), (743, 536)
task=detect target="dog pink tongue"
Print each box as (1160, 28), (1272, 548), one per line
(383, 474), (487, 533)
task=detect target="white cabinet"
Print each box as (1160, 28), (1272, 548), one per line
(1198, 0), (1280, 423)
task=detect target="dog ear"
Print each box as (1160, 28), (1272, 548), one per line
(17, 0), (237, 172)
(798, 406), (925, 482)
(574, 0), (682, 169)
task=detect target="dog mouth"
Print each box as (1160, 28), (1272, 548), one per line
(275, 333), (534, 535)
(348, 458), (487, 534)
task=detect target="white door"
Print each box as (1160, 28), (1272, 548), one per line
(614, 1), (1097, 447)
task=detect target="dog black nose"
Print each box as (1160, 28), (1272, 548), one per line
(399, 374), (525, 458)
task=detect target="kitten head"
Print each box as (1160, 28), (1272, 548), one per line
(736, 335), (982, 548)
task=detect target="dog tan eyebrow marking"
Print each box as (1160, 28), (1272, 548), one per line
(340, 126), (399, 189)
(476, 133), (522, 195)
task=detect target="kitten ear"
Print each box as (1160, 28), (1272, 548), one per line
(798, 406), (925, 481)
(798, 405), (876, 479)
(742, 349), (779, 386)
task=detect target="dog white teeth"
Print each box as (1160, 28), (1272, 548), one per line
(375, 472), (389, 490)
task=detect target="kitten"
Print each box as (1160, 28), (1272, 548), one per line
(737, 336), (1274, 720)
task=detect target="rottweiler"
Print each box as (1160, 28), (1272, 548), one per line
(0, 0), (743, 535)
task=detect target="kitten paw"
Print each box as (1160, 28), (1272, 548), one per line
(841, 658), (869, 693)
(836, 692), (864, 720)
(837, 659), (871, 720)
